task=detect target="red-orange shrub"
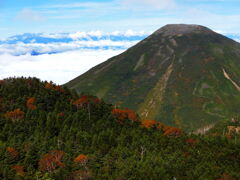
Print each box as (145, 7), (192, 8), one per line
(112, 108), (138, 123)
(7, 147), (19, 161)
(163, 126), (182, 137)
(185, 138), (198, 145)
(25, 79), (33, 86)
(12, 165), (24, 176)
(73, 96), (100, 109)
(141, 120), (156, 128)
(45, 83), (64, 93)
(67, 170), (91, 180)
(26, 97), (37, 110)
(216, 173), (234, 180)
(74, 154), (88, 164)
(39, 150), (65, 172)
(0, 80), (5, 85)
(5, 109), (24, 121)
(58, 112), (65, 117)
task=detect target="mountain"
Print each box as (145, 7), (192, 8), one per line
(1, 77), (240, 179)
(66, 24), (240, 131)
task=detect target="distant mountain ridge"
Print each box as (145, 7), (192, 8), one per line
(0, 31), (149, 56)
(0, 31), (239, 56)
(67, 24), (240, 131)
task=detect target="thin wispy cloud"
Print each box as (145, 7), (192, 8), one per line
(0, 0), (240, 38)
(16, 8), (44, 22)
(120, 0), (176, 10)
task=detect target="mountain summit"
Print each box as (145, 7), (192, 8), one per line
(154, 24), (215, 36)
(66, 24), (240, 131)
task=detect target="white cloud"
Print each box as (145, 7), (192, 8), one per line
(0, 49), (124, 84)
(46, 2), (109, 9)
(0, 40), (139, 56)
(0, 30), (150, 55)
(120, 0), (176, 10)
(16, 8), (44, 22)
(0, 30), (147, 84)
(69, 32), (88, 40)
(40, 33), (68, 39)
(87, 31), (103, 38)
(124, 30), (148, 37)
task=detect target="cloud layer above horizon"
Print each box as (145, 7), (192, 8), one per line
(0, 30), (149, 84)
(0, 49), (124, 85)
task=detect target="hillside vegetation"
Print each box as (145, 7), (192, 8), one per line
(0, 77), (240, 179)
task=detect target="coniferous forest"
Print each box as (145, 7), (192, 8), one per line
(0, 77), (240, 179)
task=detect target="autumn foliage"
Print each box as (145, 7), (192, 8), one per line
(141, 120), (163, 129)
(74, 154), (88, 164)
(111, 108), (138, 123)
(39, 150), (65, 172)
(112, 108), (182, 137)
(58, 112), (65, 117)
(67, 170), (91, 180)
(25, 79), (33, 86)
(185, 138), (198, 145)
(7, 147), (19, 161)
(12, 165), (25, 176)
(5, 109), (25, 121)
(0, 97), (5, 110)
(163, 126), (182, 137)
(73, 96), (100, 109)
(0, 80), (5, 85)
(216, 173), (234, 180)
(45, 83), (64, 93)
(26, 97), (37, 110)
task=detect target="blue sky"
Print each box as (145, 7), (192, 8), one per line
(1, 0), (240, 38)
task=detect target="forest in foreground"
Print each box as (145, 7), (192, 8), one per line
(0, 77), (240, 180)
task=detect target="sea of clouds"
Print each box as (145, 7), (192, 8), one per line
(0, 31), (239, 84)
(0, 30), (149, 84)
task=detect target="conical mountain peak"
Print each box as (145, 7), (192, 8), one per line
(67, 24), (240, 131)
(153, 24), (216, 36)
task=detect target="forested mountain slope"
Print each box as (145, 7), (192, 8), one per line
(0, 77), (240, 179)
